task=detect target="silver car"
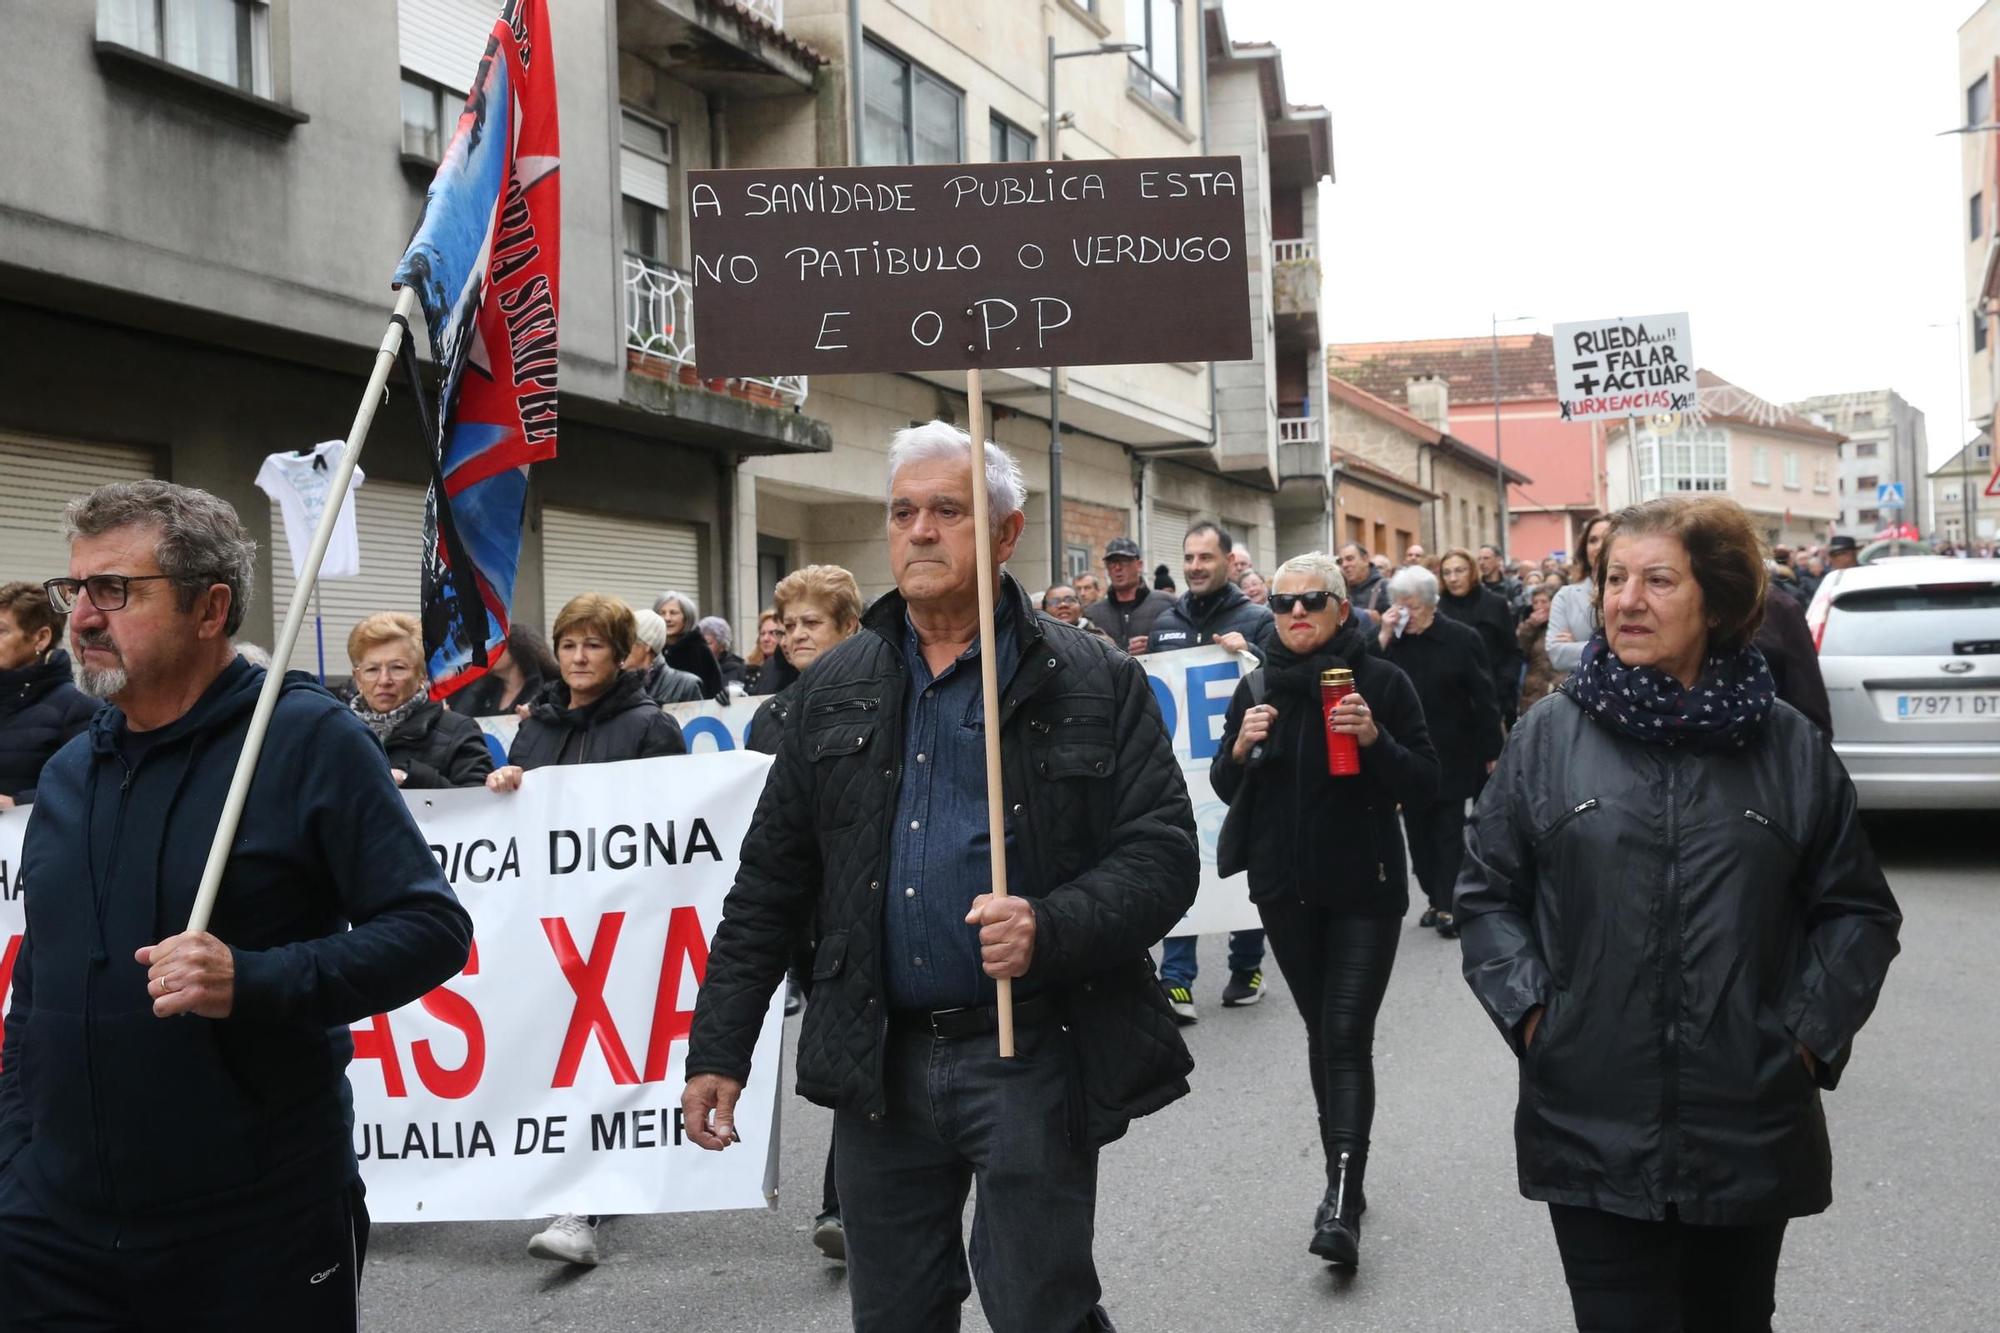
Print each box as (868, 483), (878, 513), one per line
(1805, 558), (2000, 810)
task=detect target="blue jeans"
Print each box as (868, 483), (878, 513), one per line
(835, 1012), (1110, 1332)
(1157, 930), (1266, 989)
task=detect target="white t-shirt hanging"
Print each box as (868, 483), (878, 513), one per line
(256, 441), (365, 580)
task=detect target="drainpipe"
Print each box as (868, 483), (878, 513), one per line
(1198, 11), (1218, 469)
(849, 0), (865, 164)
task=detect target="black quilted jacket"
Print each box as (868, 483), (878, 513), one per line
(687, 574), (1200, 1148)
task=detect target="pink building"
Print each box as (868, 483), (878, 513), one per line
(1330, 335), (1603, 562)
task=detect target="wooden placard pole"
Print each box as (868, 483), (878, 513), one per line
(965, 368), (1015, 1058)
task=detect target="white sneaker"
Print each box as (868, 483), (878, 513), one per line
(528, 1213), (600, 1266)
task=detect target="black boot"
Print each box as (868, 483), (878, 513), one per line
(1308, 1151), (1364, 1266)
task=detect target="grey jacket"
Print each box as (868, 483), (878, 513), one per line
(1546, 580), (1596, 673)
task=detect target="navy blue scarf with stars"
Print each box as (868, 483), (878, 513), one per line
(1565, 632), (1777, 752)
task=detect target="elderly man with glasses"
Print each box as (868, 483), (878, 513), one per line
(1, 481), (472, 1330)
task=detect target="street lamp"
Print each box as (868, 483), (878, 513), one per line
(1043, 39), (1142, 580)
(1489, 313), (1535, 562)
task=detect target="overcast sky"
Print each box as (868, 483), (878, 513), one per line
(1222, 0), (1978, 470)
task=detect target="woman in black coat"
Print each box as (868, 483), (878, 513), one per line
(486, 593), (685, 1269)
(448, 622), (555, 719)
(654, 590), (725, 699)
(345, 612), (494, 789)
(1437, 547), (1523, 729)
(1458, 497), (1901, 1332)
(0, 582), (96, 806)
(1378, 564), (1504, 939)
(1211, 553), (1439, 1269)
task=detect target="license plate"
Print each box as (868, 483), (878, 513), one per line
(1893, 692), (2000, 719)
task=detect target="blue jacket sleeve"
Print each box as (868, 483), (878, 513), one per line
(0, 928), (29, 1171)
(230, 710), (473, 1026)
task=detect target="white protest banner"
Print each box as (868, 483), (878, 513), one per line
(1138, 645), (1261, 938)
(0, 754), (785, 1224)
(1552, 312), (1696, 422)
(475, 692), (773, 763)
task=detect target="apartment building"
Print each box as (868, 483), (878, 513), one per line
(1603, 370), (1843, 548)
(1787, 389), (1929, 539)
(0, 0), (1330, 663)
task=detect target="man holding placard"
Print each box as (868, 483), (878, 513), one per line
(683, 424), (1198, 1333)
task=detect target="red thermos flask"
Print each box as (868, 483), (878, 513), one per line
(1321, 668), (1360, 777)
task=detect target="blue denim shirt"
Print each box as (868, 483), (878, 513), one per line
(880, 605), (1023, 1012)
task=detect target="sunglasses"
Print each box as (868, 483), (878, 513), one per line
(1268, 591), (1336, 614)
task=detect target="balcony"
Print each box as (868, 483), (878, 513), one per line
(617, 0), (821, 100)
(625, 254), (809, 410)
(1272, 237), (1319, 344)
(1278, 414), (1325, 482)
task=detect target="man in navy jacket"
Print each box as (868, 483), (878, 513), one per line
(0, 482), (471, 1330)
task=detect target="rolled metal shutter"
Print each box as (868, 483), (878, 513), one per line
(268, 480), (429, 673)
(398, 0), (502, 92)
(1149, 503), (1192, 576)
(541, 505), (704, 623)
(0, 433), (157, 587)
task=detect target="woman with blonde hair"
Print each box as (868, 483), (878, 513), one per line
(345, 611), (492, 788)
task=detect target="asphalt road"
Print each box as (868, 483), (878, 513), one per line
(364, 811), (1999, 1331)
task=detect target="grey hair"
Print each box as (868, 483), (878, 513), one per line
(62, 481), (256, 636)
(1272, 552), (1348, 601)
(1387, 564), (1440, 606)
(630, 607), (667, 656)
(653, 590), (699, 631)
(885, 420), (1027, 526)
(696, 615), (731, 651)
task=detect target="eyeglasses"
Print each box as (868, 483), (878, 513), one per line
(1268, 591), (1337, 614)
(45, 574), (177, 614)
(1046, 595), (1080, 607)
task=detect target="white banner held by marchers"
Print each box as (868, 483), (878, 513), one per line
(0, 754), (784, 1225)
(1552, 312), (1696, 422)
(1137, 645), (1262, 938)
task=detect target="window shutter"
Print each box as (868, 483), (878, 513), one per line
(268, 480), (430, 673)
(620, 148), (670, 209)
(541, 506), (704, 624)
(0, 433), (157, 585)
(1149, 503), (1192, 575)
(398, 0), (502, 93)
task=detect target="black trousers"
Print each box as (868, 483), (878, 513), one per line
(1548, 1203), (1787, 1333)
(1403, 795), (1468, 914)
(1254, 901), (1401, 1204)
(0, 1162), (367, 1332)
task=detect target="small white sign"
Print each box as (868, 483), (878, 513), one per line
(1552, 313), (1696, 423)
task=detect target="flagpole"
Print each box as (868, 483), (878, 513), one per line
(185, 285), (420, 934)
(965, 368), (1016, 1059)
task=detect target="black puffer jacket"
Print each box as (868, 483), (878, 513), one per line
(688, 574), (1200, 1149)
(1083, 586), (1177, 646)
(1439, 585), (1522, 719)
(0, 651), (96, 803)
(1146, 582), (1276, 658)
(1379, 614), (1503, 800)
(1456, 687), (1902, 1226)
(380, 699), (495, 789)
(1211, 626), (1438, 916)
(507, 670), (686, 769)
(665, 634), (724, 699)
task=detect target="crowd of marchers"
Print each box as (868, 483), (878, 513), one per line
(0, 428), (1902, 1333)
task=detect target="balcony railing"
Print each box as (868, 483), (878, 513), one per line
(625, 254), (808, 408)
(736, 0), (784, 23)
(1273, 237), (1315, 263)
(1279, 415), (1321, 445)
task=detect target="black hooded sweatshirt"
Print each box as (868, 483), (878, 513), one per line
(0, 649), (97, 803)
(0, 657), (471, 1246)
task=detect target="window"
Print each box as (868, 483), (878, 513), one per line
(1977, 317), (1989, 355)
(1821, 583), (2000, 658)
(1064, 545), (1091, 580)
(1636, 427), (1728, 497)
(1751, 445), (1769, 484)
(620, 111), (673, 262)
(990, 114), (1036, 163)
(1851, 409), (1875, 429)
(1982, 441), (1994, 461)
(1126, 0), (1183, 119)
(1856, 474), (1879, 493)
(1783, 451), (1801, 489)
(99, 0), (271, 97)
(399, 74), (455, 161)
(1975, 193), (1986, 242)
(1971, 73), (1991, 128)
(1854, 441), (1879, 458)
(861, 39), (961, 166)
(1857, 508), (1880, 526)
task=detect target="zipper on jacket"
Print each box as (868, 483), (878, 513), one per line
(86, 752), (140, 1224)
(1741, 808), (1803, 856)
(1659, 765), (1684, 1200)
(1535, 797), (1598, 843)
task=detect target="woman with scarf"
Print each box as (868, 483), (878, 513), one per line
(1211, 552), (1438, 1269)
(487, 592), (686, 1268)
(1457, 496), (1902, 1332)
(345, 612), (492, 789)
(1437, 547), (1523, 730)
